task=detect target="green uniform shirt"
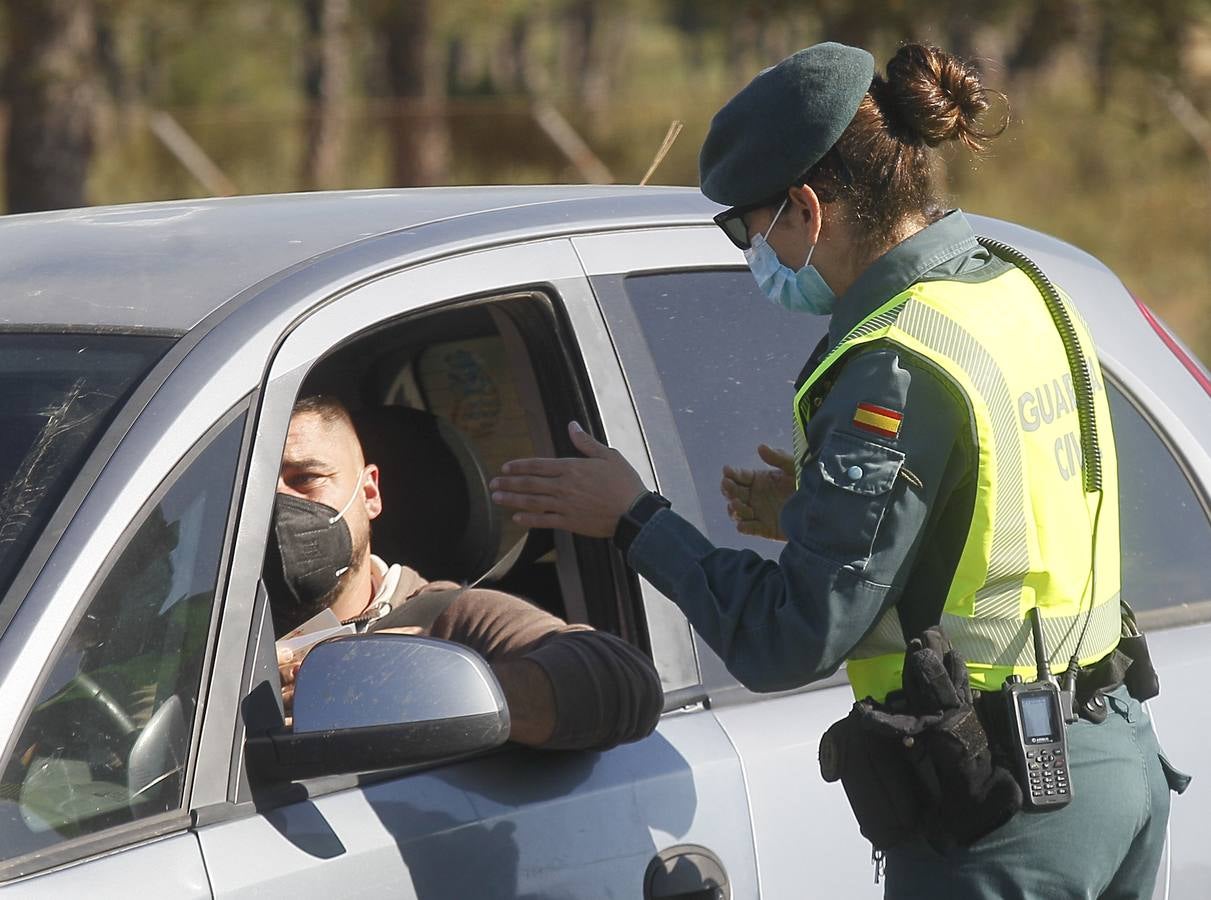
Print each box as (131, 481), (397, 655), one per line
(629, 210), (1015, 691)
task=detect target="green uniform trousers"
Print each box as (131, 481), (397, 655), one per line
(884, 686), (1181, 899)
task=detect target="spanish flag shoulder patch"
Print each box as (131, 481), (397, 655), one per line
(853, 402), (903, 439)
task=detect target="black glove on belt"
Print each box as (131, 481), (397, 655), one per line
(820, 627), (1022, 853)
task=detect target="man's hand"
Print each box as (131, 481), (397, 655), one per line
(720, 444), (795, 541)
(491, 422), (647, 538)
(277, 646), (302, 721)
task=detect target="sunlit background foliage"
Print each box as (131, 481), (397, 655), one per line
(6, 0), (1211, 357)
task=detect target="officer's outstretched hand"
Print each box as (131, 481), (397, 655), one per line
(721, 444), (795, 541)
(491, 421), (647, 538)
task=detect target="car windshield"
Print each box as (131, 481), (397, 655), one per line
(0, 333), (174, 602)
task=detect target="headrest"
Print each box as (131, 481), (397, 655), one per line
(352, 406), (500, 584)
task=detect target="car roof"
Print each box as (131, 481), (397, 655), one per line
(0, 185), (1148, 353)
(0, 185), (717, 333)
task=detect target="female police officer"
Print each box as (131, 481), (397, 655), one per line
(490, 42), (1182, 897)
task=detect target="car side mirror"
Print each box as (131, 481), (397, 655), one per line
(245, 634), (510, 782)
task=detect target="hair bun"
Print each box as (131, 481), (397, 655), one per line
(882, 44), (1001, 151)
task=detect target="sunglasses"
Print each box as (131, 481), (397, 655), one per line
(713, 192), (788, 252)
(713, 149), (854, 251)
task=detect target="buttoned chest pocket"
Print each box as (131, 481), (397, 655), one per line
(804, 430), (904, 567)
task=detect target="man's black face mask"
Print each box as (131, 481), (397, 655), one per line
(264, 493), (354, 637)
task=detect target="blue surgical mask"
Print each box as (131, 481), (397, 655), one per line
(743, 200), (837, 316)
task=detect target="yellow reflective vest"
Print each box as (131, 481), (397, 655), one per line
(792, 267), (1121, 701)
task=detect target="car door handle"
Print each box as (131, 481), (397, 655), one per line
(644, 844), (730, 900)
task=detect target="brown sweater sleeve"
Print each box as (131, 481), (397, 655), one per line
(422, 585), (663, 751)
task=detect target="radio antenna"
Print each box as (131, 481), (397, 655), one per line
(1029, 607), (1054, 685)
(640, 120), (684, 186)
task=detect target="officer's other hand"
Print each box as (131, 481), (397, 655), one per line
(721, 444), (795, 541)
(491, 421), (647, 538)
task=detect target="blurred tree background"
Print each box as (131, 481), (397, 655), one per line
(3, 0), (1211, 356)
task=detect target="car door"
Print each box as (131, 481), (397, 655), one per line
(577, 224), (880, 898)
(191, 238), (760, 898)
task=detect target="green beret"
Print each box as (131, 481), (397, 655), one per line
(699, 42), (875, 208)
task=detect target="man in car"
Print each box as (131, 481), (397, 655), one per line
(267, 394), (663, 751)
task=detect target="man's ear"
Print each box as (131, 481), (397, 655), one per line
(787, 184), (824, 245)
(362, 464), (382, 520)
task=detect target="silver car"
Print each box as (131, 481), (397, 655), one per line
(0, 187), (1204, 898)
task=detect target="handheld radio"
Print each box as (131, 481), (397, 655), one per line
(1002, 608), (1074, 810)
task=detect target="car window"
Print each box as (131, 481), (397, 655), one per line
(600, 269), (828, 557)
(275, 292), (633, 648)
(1108, 382), (1211, 620)
(0, 333), (174, 602)
(0, 414), (243, 864)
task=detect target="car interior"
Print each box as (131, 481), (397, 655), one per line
(278, 290), (645, 647)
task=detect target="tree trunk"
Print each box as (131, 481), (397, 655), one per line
(3, 0), (97, 213)
(499, 14), (534, 95)
(1005, 0), (1082, 78)
(511, 15), (535, 94)
(301, 0), (350, 191)
(724, 8), (761, 86)
(380, 0), (449, 187)
(561, 0), (607, 116)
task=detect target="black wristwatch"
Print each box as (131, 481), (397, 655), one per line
(613, 490), (671, 555)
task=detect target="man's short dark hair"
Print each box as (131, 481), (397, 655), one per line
(292, 393), (353, 428)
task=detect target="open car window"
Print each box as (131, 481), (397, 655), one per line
(300, 308), (548, 601)
(0, 413), (242, 871)
(270, 292), (635, 648)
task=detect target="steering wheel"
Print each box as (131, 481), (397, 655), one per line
(68, 674), (188, 801)
(68, 672), (137, 737)
(16, 672), (140, 834)
(53, 673), (189, 799)
(20, 673), (187, 829)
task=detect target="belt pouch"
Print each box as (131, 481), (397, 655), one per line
(819, 703), (926, 850)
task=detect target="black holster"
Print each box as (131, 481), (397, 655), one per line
(819, 627), (1022, 853)
(1119, 601), (1160, 702)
